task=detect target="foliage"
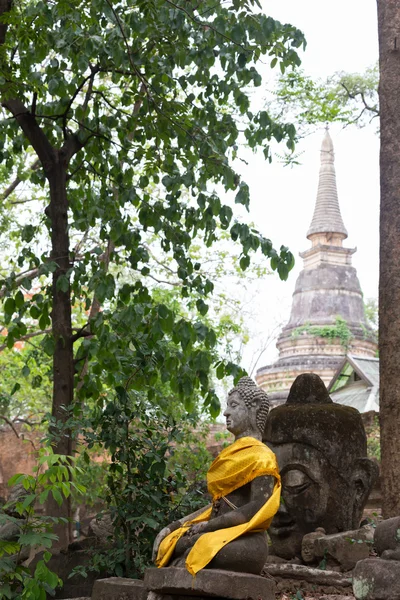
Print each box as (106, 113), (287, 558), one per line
(365, 415), (380, 461)
(291, 316), (353, 349)
(0, 343), (52, 422)
(0, 448), (85, 599)
(364, 298), (378, 332)
(0, 0), (304, 432)
(266, 64), (379, 140)
(79, 387), (212, 578)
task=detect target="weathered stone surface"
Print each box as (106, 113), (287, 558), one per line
(0, 518), (24, 541)
(381, 547), (400, 560)
(264, 374), (378, 560)
(88, 512), (114, 541)
(374, 516), (400, 556)
(147, 594), (229, 600)
(319, 596), (354, 600)
(353, 558), (400, 599)
(92, 578), (147, 600)
(262, 564), (352, 588)
(312, 527), (373, 571)
(144, 567), (276, 600)
(301, 528), (326, 563)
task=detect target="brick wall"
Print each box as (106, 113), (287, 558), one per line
(0, 426), (40, 500)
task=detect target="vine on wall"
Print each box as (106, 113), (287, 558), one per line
(292, 316), (353, 349)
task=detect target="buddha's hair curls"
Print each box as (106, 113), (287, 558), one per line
(228, 376), (270, 434)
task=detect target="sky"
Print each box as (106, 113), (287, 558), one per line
(235, 0), (380, 373)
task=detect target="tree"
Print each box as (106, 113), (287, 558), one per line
(265, 65), (379, 144)
(0, 0), (304, 543)
(377, 0), (400, 518)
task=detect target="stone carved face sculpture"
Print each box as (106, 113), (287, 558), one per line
(224, 376), (270, 440)
(263, 373), (378, 559)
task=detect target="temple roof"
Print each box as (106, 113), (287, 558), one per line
(307, 130), (348, 239)
(328, 355), (379, 413)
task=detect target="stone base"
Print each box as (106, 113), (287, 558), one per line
(92, 578), (147, 600)
(303, 527), (373, 571)
(353, 558), (400, 600)
(262, 563), (352, 589)
(144, 568), (276, 600)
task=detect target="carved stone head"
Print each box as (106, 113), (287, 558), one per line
(224, 376), (270, 440)
(264, 373), (378, 559)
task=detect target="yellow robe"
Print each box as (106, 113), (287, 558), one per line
(156, 436), (281, 575)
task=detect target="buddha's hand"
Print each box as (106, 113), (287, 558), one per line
(152, 521), (181, 562)
(185, 521), (208, 537)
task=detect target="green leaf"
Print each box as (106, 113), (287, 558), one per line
(4, 298), (15, 315)
(56, 275), (69, 293)
(239, 255), (250, 270)
(10, 382), (21, 396)
(42, 336), (55, 356)
(196, 299), (209, 316)
(22, 365), (30, 377)
(238, 53), (247, 68)
(49, 487), (62, 506)
(30, 305), (41, 319)
(15, 290), (25, 309)
(21, 224), (36, 243)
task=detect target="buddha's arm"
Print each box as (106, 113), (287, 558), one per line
(152, 503), (212, 561)
(193, 475), (275, 535)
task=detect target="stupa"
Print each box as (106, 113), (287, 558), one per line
(256, 130), (377, 407)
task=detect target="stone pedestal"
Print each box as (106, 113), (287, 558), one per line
(353, 558), (400, 600)
(92, 577), (147, 600)
(144, 568), (276, 600)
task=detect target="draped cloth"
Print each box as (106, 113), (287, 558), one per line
(156, 436), (281, 575)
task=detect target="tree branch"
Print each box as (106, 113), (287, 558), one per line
(0, 158), (40, 201)
(0, 267), (39, 298)
(0, 416), (37, 450)
(0, 328), (52, 352)
(340, 82), (380, 116)
(2, 99), (55, 169)
(0, 0), (12, 46)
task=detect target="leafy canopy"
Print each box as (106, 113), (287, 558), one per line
(0, 0), (304, 415)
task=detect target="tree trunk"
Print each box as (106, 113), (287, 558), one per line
(0, 0), (11, 45)
(378, 0), (400, 518)
(46, 152), (74, 546)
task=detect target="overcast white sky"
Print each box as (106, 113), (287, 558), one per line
(235, 0), (380, 372)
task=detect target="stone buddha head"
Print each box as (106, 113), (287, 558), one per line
(224, 376), (270, 441)
(263, 373), (378, 559)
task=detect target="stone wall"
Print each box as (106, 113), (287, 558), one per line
(0, 426), (40, 499)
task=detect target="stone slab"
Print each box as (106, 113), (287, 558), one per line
(148, 595), (228, 600)
(319, 597), (354, 600)
(313, 528), (373, 571)
(374, 516), (400, 556)
(353, 558), (400, 600)
(144, 567), (276, 600)
(262, 564), (352, 588)
(92, 578), (147, 600)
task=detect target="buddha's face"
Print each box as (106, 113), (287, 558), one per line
(267, 442), (354, 558)
(223, 391), (256, 439)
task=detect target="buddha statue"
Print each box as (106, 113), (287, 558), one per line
(153, 377), (281, 575)
(264, 373), (378, 559)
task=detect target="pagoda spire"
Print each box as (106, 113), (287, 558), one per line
(307, 129), (348, 240)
